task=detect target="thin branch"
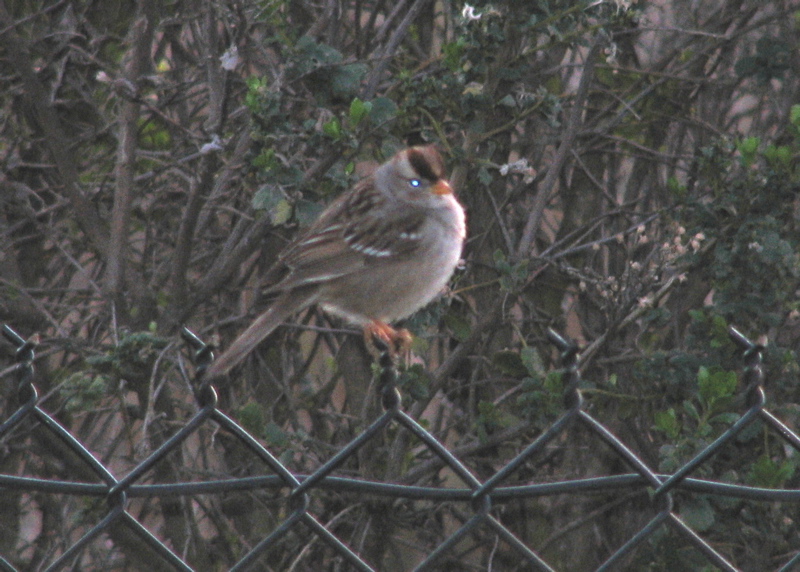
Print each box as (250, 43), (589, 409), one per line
(362, 0), (432, 99)
(515, 37), (606, 261)
(106, 5), (156, 302)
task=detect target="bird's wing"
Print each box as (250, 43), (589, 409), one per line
(265, 188), (426, 292)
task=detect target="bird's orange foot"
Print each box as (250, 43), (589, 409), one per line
(363, 321), (412, 358)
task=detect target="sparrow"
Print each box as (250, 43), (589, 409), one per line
(205, 145), (466, 378)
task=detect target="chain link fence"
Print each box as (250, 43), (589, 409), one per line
(1, 323), (799, 571)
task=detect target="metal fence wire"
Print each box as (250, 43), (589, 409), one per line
(1, 323), (800, 572)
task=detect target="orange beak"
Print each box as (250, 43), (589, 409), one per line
(432, 179), (454, 195)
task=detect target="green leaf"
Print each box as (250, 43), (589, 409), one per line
(251, 184), (281, 210)
(349, 97), (372, 127)
(764, 144), (792, 168)
(477, 166), (493, 186)
(498, 94), (517, 108)
(60, 373), (109, 413)
(368, 96), (399, 126)
(238, 402), (266, 436)
(696, 365), (710, 388)
(680, 497), (716, 532)
(654, 408), (680, 439)
(658, 444), (681, 473)
(709, 314), (729, 348)
(708, 412), (740, 426)
(294, 36), (343, 75)
(682, 400), (700, 422)
(543, 371), (563, 394)
(294, 199), (326, 226)
(737, 136), (760, 155)
(736, 136), (760, 166)
(790, 104), (800, 128)
(252, 148), (278, 170)
(398, 363), (431, 400)
(520, 346), (544, 377)
(475, 400), (518, 441)
(493, 249), (511, 272)
(263, 421), (290, 448)
(252, 185), (292, 225)
(271, 199), (293, 225)
(697, 366), (737, 403)
(330, 63), (368, 99)
(138, 118), (171, 150)
(323, 117), (342, 139)
(492, 349), (528, 377)
(443, 310), (472, 342)
(442, 39), (465, 72)
(748, 454), (795, 488)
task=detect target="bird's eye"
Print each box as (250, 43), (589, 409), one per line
(408, 178), (422, 188)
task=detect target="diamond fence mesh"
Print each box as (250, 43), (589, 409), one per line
(1, 323), (799, 571)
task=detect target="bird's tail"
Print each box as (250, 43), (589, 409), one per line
(204, 287), (318, 379)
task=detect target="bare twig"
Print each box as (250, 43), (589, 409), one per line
(515, 37), (605, 261)
(362, 0), (432, 99)
(106, 5), (156, 302)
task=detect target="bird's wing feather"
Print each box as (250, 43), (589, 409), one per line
(265, 188), (426, 292)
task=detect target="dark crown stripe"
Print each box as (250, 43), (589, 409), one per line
(407, 148), (443, 182)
